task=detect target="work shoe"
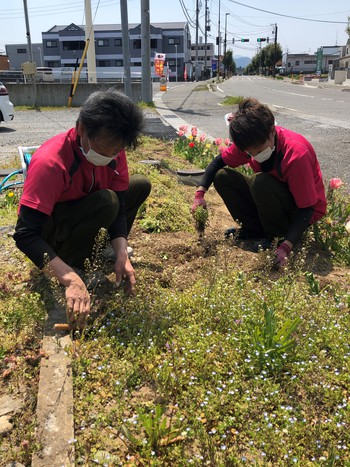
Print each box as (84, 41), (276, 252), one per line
(224, 227), (263, 240)
(72, 267), (109, 290)
(102, 245), (134, 261)
(84, 270), (109, 290)
(252, 237), (274, 252)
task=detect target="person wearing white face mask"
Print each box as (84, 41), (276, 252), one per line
(14, 90), (151, 329)
(192, 97), (327, 269)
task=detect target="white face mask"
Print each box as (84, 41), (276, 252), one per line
(253, 145), (275, 163)
(81, 139), (113, 166)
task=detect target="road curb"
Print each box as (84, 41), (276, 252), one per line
(153, 91), (216, 141)
(32, 303), (75, 467)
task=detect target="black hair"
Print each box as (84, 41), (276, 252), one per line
(77, 89), (144, 149)
(229, 98), (275, 151)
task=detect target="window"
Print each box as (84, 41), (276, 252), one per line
(97, 39), (109, 47)
(328, 59), (333, 64)
(115, 60), (123, 67)
(62, 41), (85, 51)
(304, 60), (316, 65)
(47, 61), (60, 68)
(98, 60), (110, 67)
(169, 37), (180, 45)
(114, 38), (122, 46)
(150, 39), (157, 49)
(46, 40), (57, 48)
(133, 39), (141, 49)
(133, 62), (141, 66)
(295, 60), (300, 66)
(17, 48), (27, 53)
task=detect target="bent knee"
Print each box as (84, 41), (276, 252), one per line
(250, 173), (272, 197)
(131, 174), (152, 194)
(213, 168), (229, 189)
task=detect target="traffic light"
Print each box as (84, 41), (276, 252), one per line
(257, 38), (266, 42)
(240, 39), (249, 42)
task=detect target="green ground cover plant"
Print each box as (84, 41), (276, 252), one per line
(0, 133), (349, 465)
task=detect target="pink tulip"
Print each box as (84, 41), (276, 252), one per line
(199, 134), (206, 142)
(329, 178), (343, 190)
(191, 127), (198, 137)
(214, 138), (223, 146)
(224, 138), (230, 146)
(177, 130), (185, 137)
(179, 125), (188, 132)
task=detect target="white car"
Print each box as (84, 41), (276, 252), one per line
(0, 82), (14, 124)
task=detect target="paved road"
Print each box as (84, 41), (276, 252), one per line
(159, 77), (350, 185)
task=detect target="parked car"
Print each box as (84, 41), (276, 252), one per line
(0, 82), (14, 124)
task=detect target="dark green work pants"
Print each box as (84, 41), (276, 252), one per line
(43, 174), (151, 268)
(213, 168), (298, 237)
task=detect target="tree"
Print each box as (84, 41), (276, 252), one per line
(346, 16), (350, 37)
(243, 43), (282, 75)
(222, 49), (236, 77)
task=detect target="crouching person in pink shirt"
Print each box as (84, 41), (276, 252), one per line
(192, 97), (327, 269)
(14, 90), (151, 329)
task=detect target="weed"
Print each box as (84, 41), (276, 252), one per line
(193, 205), (209, 236)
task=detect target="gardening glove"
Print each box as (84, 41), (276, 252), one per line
(273, 241), (292, 270)
(191, 190), (207, 214)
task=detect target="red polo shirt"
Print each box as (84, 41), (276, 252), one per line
(221, 126), (327, 223)
(19, 128), (129, 216)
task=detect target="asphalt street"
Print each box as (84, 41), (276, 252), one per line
(155, 77), (350, 185)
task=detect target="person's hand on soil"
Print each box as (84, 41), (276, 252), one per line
(65, 278), (91, 329)
(273, 241), (292, 270)
(115, 251), (136, 296)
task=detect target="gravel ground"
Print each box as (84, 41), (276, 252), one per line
(0, 108), (81, 163)
(0, 107), (176, 165)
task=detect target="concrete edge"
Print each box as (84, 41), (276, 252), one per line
(32, 304), (75, 467)
(153, 90), (216, 142)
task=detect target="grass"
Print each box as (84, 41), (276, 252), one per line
(221, 95), (245, 106)
(0, 133), (349, 465)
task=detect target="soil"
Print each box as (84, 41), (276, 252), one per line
(127, 183), (350, 294)
(1, 132), (349, 464)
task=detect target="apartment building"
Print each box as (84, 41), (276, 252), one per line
(5, 22), (192, 81)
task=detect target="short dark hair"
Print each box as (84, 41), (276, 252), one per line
(77, 89), (144, 149)
(229, 98), (275, 150)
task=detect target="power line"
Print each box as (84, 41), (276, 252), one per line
(227, 1), (349, 24)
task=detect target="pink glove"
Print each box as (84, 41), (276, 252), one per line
(191, 190), (207, 214)
(273, 241), (292, 269)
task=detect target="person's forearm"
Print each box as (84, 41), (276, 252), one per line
(43, 256), (84, 287)
(111, 236), (128, 256)
(284, 207), (314, 246)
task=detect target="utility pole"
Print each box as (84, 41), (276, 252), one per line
(204, 0), (209, 79)
(84, 0), (97, 83)
(141, 0), (152, 102)
(217, 0), (221, 79)
(273, 23), (278, 78)
(23, 0), (33, 62)
(224, 13), (229, 78)
(120, 0), (132, 97)
(194, 0), (200, 81)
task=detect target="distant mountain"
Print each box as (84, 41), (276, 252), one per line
(234, 56), (251, 68)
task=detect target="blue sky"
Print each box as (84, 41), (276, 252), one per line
(1, 0), (349, 58)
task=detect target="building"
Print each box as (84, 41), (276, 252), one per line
(190, 37), (215, 79)
(281, 46), (342, 75)
(0, 54), (10, 71)
(5, 22), (192, 82)
(5, 44), (44, 71)
(334, 38), (350, 77)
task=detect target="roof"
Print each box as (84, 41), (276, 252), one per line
(45, 22), (187, 33)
